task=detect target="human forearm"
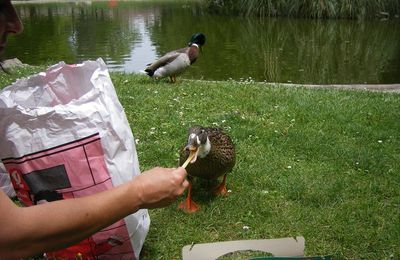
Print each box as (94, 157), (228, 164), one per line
(1, 181), (138, 258)
(0, 167), (188, 259)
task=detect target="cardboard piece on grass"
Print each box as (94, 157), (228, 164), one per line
(182, 236), (305, 260)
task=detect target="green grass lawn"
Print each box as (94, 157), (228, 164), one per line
(1, 67), (399, 259)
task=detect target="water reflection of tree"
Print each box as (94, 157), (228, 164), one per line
(9, 2), (140, 65)
(9, 4), (76, 64)
(8, 2), (400, 84)
(147, 5), (400, 84)
(71, 5), (139, 64)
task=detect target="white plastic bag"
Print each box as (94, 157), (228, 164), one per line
(0, 162), (15, 198)
(0, 58), (149, 259)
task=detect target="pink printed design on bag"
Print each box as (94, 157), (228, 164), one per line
(2, 133), (136, 259)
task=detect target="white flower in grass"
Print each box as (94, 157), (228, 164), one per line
(378, 140), (383, 143)
(242, 225), (250, 231)
(287, 165), (292, 169)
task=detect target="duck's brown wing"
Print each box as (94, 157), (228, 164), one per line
(207, 128), (236, 172)
(146, 52), (180, 72)
(146, 47), (189, 72)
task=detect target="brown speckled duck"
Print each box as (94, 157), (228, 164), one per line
(179, 125), (236, 213)
(144, 33), (206, 83)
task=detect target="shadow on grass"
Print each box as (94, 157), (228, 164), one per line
(187, 177), (227, 205)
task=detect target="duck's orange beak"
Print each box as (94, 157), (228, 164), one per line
(187, 145), (199, 163)
(182, 145), (199, 168)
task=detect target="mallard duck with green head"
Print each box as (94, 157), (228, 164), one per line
(144, 33), (206, 83)
(179, 126), (236, 213)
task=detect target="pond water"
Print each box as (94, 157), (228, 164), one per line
(5, 0), (400, 84)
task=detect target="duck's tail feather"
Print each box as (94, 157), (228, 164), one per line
(144, 68), (154, 77)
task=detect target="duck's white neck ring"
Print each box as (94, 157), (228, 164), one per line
(191, 43), (199, 48)
(198, 137), (211, 158)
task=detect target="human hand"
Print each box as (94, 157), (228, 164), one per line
(133, 167), (189, 209)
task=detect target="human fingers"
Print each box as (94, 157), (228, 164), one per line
(173, 167), (187, 180)
(134, 167), (186, 207)
(171, 167), (189, 190)
(162, 168), (187, 197)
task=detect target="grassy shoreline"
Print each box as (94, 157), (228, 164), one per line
(204, 0), (400, 19)
(1, 67), (399, 259)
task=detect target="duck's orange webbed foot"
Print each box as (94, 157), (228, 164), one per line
(212, 174), (228, 196)
(178, 181), (200, 213)
(178, 196), (200, 213)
